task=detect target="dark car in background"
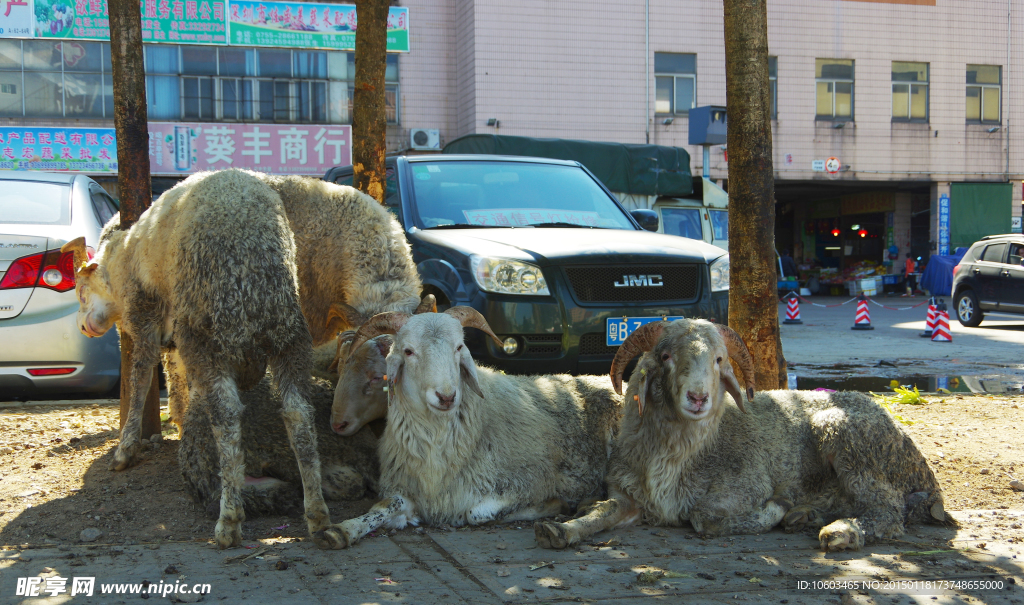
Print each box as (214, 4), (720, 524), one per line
(325, 155), (729, 375)
(0, 172), (121, 397)
(952, 234), (1024, 327)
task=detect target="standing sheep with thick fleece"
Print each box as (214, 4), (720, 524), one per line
(534, 318), (951, 552)
(62, 169), (348, 549)
(334, 308), (622, 547)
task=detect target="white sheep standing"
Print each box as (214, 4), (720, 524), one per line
(534, 318), (951, 552)
(334, 308), (622, 546)
(62, 169), (348, 549)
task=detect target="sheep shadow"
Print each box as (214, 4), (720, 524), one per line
(0, 419), (376, 548)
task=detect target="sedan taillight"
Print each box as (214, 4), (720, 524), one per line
(0, 249), (77, 292)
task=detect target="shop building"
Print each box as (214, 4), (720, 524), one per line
(1, 0), (1021, 273)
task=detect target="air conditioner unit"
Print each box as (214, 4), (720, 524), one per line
(409, 128), (441, 150)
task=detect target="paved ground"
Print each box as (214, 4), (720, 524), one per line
(778, 294), (1024, 387)
(1, 510), (1022, 604)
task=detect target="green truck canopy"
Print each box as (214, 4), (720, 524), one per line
(442, 134), (693, 197)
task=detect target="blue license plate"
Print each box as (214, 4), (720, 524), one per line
(606, 316), (683, 346)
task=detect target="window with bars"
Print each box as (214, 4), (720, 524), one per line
(892, 61), (928, 122)
(966, 64), (1001, 124)
(815, 58), (854, 121)
(0, 39), (113, 118)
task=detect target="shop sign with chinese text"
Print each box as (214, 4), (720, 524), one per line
(0, 126), (117, 172)
(148, 122), (351, 176)
(1, 0), (33, 37)
(228, 2), (408, 51)
(35, 0), (226, 44)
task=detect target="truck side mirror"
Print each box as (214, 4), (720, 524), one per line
(630, 209), (659, 232)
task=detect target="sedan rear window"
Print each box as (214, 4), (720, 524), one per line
(0, 181), (71, 225)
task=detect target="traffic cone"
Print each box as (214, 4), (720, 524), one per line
(919, 297), (937, 338)
(851, 294), (874, 330)
(783, 294), (803, 325)
(931, 301), (952, 342)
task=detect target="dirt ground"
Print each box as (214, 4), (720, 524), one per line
(0, 392), (1022, 548)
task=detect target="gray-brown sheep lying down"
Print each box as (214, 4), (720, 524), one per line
(178, 375), (378, 518)
(534, 318), (951, 552)
(329, 330), (391, 436)
(63, 169), (348, 549)
(334, 308), (623, 547)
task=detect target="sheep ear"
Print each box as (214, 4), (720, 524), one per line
(326, 303), (367, 336)
(720, 359), (748, 413)
(79, 262), (99, 277)
(61, 236), (89, 270)
(374, 335), (394, 358)
(459, 349), (485, 399)
(633, 366), (657, 417)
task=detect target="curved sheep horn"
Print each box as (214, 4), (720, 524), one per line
(61, 236), (89, 271)
(609, 321), (666, 396)
(444, 306), (502, 347)
(326, 303), (367, 336)
(415, 294), (437, 314)
(347, 312), (412, 360)
(715, 324), (757, 405)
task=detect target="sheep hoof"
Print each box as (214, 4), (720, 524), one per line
(819, 519), (863, 552)
(312, 525), (350, 550)
(783, 505), (824, 533)
(534, 521), (571, 550)
(109, 439), (142, 471)
(214, 520), (243, 549)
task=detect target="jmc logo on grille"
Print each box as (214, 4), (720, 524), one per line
(613, 274), (664, 287)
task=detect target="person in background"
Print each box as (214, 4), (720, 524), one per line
(780, 249), (798, 278)
(903, 252), (917, 296)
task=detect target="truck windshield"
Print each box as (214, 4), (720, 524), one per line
(409, 161), (635, 230)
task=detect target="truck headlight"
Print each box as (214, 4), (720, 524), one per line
(470, 256), (550, 296)
(710, 254), (730, 292)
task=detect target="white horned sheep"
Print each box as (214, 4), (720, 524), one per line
(334, 308), (622, 547)
(62, 169), (349, 549)
(124, 170), (423, 432)
(534, 318), (951, 552)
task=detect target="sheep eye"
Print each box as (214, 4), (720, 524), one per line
(456, 344), (463, 352)
(716, 356), (723, 364)
(660, 352), (670, 362)
(404, 348), (414, 356)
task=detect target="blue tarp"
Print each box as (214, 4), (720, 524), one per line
(920, 248), (968, 297)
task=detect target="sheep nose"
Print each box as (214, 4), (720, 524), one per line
(436, 391), (456, 409)
(687, 391), (709, 406)
(331, 421), (348, 434)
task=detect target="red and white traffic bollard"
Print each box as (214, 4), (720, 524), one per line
(931, 301), (952, 342)
(919, 296), (937, 338)
(851, 294), (874, 330)
(783, 294), (802, 325)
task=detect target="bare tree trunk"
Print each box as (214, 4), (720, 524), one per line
(723, 0), (785, 390)
(352, 0), (390, 205)
(109, 0), (161, 437)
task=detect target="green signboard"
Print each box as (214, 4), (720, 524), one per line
(35, 0), (227, 44)
(228, 2), (409, 51)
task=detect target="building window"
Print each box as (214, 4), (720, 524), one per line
(0, 39), (112, 118)
(654, 52), (696, 115)
(892, 62), (928, 122)
(815, 58), (853, 121)
(967, 64), (1001, 123)
(768, 56), (777, 119)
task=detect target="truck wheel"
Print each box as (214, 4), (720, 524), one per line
(955, 290), (983, 327)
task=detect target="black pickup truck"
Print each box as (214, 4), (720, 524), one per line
(325, 154), (729, 375)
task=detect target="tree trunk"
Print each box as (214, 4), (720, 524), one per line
(109, 0), (161, 437)
(352, 0), (390, 205)
(723, 0), (786, 390)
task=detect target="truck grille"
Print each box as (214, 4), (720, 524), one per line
(523, 334), (562, 355)
(578, 333), (619, 356)
(564, 265), (700, 303)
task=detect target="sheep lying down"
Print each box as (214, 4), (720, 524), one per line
(535, 319), (951, 552)
(335, 308), (623, 547)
